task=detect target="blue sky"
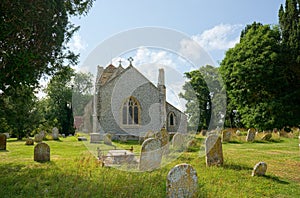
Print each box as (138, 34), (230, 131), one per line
(70, 0), (285, 68)
(67, 0), (286, 110)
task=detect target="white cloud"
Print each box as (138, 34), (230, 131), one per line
(67, 33), (87, 54)
(192, 24), (243, 51)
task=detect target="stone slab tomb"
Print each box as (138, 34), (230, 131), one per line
(139, 138), (162, 171)
(34, 142), (50, 162)
(90, 133), (102, 143)
(166, 163), (198, 198)
(0, 133), (7, 150)
(205, 134), (223, 166)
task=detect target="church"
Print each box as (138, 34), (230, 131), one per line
(91, 58), (187, 138)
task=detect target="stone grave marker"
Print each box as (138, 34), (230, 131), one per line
(34, 134), (43, 143)
(221, 130), (231, 142)
(166, 163), (198, 198)
(90, 133), (101, 143)
(40, 130), (46, 139)
(104, 133), (112, 145)
(34, 142), (50, 162)
(246, 128), (256, 142)
(25, 138), (34, 145)
(172, 133), (186, 151)
(252, 162), (267, 176)
(261, 133), (272, 141)
(0, 133), (7, 150)
(155, 127), (169, 147)
(139, 138), (162, 171)
(205, 134), (223, 166)
(52, 127), (59, 140)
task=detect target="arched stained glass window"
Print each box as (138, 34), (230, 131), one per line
(122, 97), (140, 125)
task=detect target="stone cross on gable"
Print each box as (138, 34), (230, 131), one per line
(118, 59), (123, 67)
(128, 57), (134, 66)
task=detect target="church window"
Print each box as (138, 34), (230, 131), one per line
(168, 112), (176, 126)
(122, 97), (140, 125)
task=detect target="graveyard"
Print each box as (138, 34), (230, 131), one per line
(0, 131), (299, 197)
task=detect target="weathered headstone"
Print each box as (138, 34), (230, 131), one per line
(261, 133), (272, 141)
(155, 127), (169, 147)
(252, 162), (267, 176)
(39, 130), (46, 139)
(0, 133), (7, 150)
(103, 133), (112, 145)
(221, 131), (231, 142)
(90, 133), (101, 143)
(166, 163), (198, 198)
(52, 127), (59, 140)
(25, 138), (34, 145)
(139, 138), (162, 171)
(205, 135), (223, 166)
(246, 128), (256, 142)
(172, 133), (186, 151)
(34, 134), (43, 143)
(34, 142), (50, 162)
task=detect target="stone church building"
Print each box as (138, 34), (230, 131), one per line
(91, 58), (187, 138)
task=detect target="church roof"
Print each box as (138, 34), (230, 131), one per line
(100, 64), (124, 85)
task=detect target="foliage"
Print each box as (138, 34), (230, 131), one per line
(180, 65), (225, 131)
(45, 67), (75, 135)
(72, 72), (94, 116)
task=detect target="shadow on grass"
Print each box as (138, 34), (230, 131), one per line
(222, 163), (252, 171)
(253, 139), (283, 144)
(263, 175), (289, 184)
(0, 150), (9, 152)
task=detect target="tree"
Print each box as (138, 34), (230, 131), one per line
(72, 72), (94, 116)
(45, 67), (75, 135)
(0, 0), (94, 95)
(180, 65), (227, 131)
(220, 23), (285, 130)
(279, 0), (300, 126)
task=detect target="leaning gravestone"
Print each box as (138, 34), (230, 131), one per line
(139, 138), (162, 171)
(166, 163), (198, 198)
(221, 130), (231, 142)
(0, 133), (7, 150)
(103, 133), (112, 146)
(205, 135), (223, 166)
(246, 128), (256, 142)
(25, 138), (34, 145)
(34, 134), (43, 143)
(34, 142), (50, 162)
(261, 133), (272, 141)
(172, 133), (186, 151)
(52, 127), (59, 140)
(252, 162), (267, 176)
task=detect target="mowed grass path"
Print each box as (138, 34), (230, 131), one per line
(0, 135), (299, 197)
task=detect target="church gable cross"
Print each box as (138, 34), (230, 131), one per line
(128, 57), (134, 66)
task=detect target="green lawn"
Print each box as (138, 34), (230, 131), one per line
(0, 134), (299, 198)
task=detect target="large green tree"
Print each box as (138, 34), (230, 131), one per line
(45, 67), (75, 135)
(220, 23), (286, 130)
(0, 0), (94, 95)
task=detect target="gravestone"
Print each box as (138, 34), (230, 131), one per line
(34, 142), (50, 162)
(155, 127), (169, 147)
(40, 130), (46, 139)
(52, 127), (59, 140)
(90, 133), (101, 143)
(3, 133), (10, 139)
(221, 131), (231, 142)
(104, 133), (112, 146)
(166, 163), (198, 198)
(172, 133), (186, 151)
(261, 133), (272, 141)
(252, 162), (267, 176)
(246, 128), (256, 142)
(205, 135), (223, 166)
(25, 138), (34, 145)
(34, 134), (43, 143)
(139, 138), (162, 171)
(0, 133), (7, 150)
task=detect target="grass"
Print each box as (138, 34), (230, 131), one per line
(0, 134), (299, 198)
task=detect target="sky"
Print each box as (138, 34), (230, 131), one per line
(67, 0), (285, 111)
(70, 0), (285, 67)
